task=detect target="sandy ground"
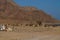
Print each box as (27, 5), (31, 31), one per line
(0, 31), (60, 40)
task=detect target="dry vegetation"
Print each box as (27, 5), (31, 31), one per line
(4, 23), (60, 32)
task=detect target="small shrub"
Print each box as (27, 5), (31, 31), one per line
(36, 21), (42, 26)
(25, 24), (29, 26)
(29, 24), (33, 26)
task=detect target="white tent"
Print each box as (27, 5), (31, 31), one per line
(0, 24), (5, 31)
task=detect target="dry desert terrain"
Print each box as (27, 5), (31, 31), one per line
(0, 29), (60, 40)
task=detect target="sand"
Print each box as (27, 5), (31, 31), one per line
(0, 31), (60, 40)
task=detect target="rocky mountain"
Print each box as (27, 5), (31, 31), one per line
(0, 0), (59, 24)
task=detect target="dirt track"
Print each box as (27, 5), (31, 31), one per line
(0, 31), (60, 40)
(26, 35), (60, 40)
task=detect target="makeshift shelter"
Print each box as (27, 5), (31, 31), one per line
(0, 24), (5, 31)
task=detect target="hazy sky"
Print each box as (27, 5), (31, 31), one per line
(13, 0), (60, 20)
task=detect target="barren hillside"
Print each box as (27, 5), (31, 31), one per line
(0, 0), (59, 24)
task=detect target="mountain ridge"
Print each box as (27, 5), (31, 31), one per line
(0, 0), (59, 24)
